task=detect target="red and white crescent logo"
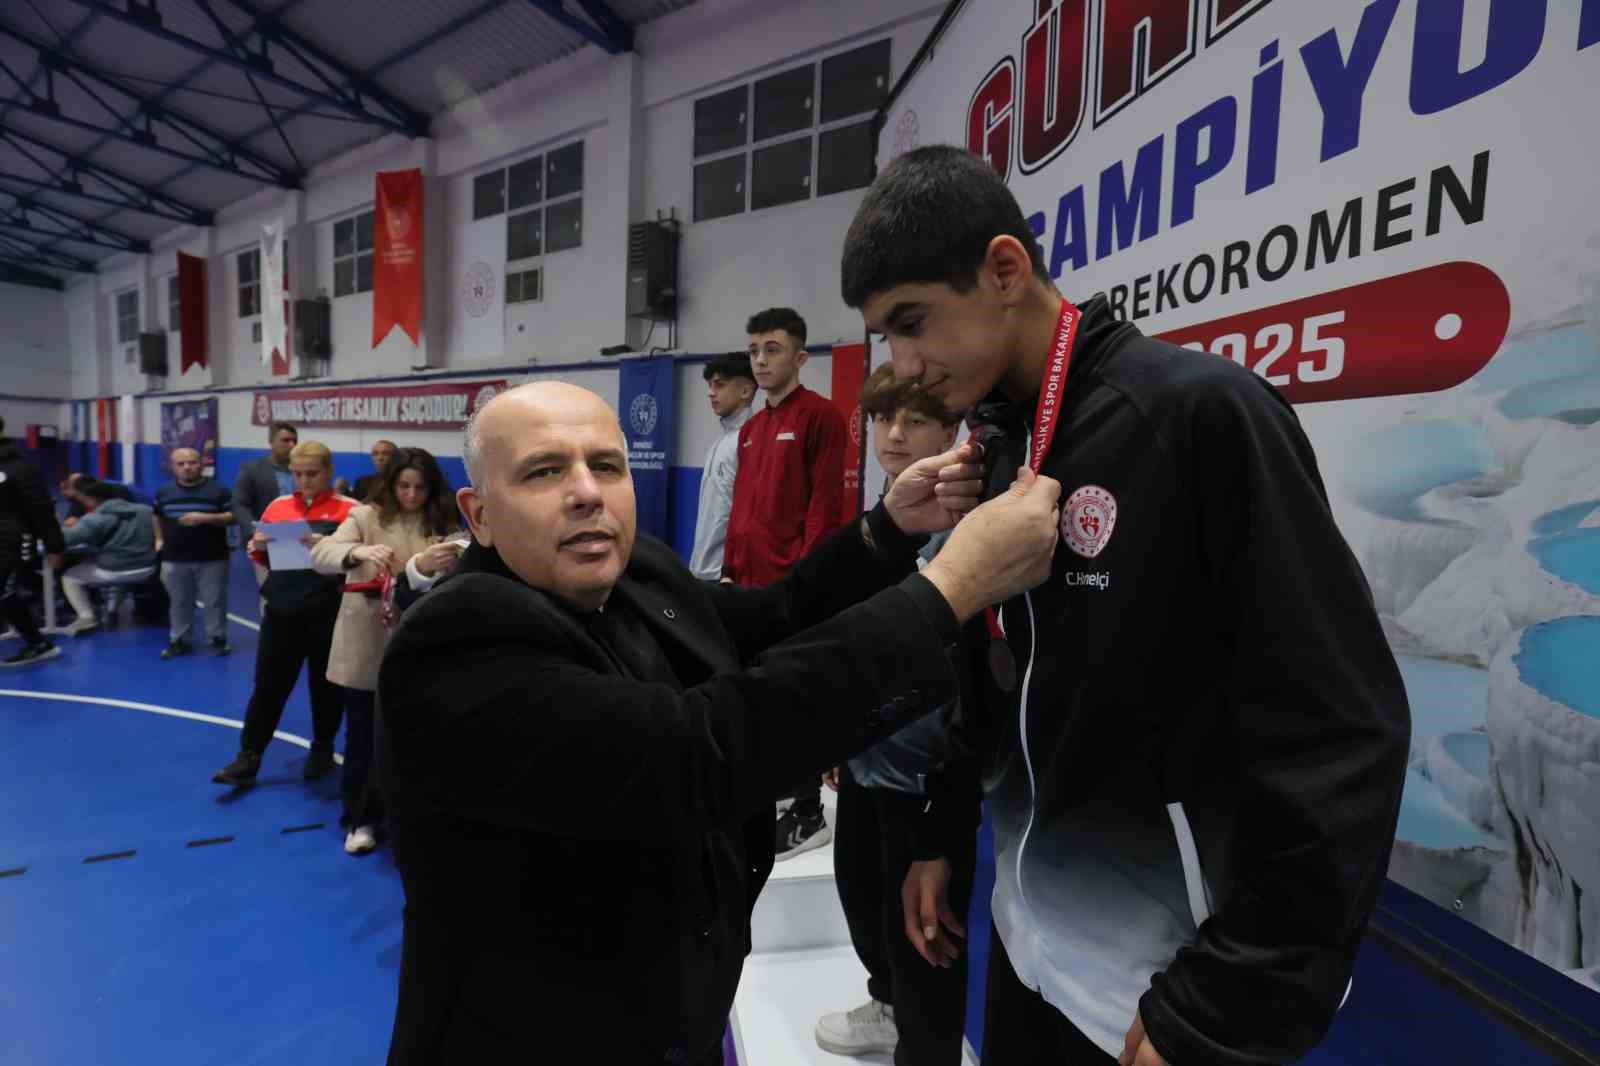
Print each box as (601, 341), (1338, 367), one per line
(1062, 485), (1116, 558)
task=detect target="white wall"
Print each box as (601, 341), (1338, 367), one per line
(0, 281), (70, 401)
(62, 0), (943, 472)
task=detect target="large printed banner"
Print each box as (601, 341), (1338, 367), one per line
(250, 380), (506, 431)
(159, 399), (218, 475)
(374, 168), (424, 347)
(831, 342), (867, 518)
(619, 357), (675, 542)
(882, 0), (1600, 993)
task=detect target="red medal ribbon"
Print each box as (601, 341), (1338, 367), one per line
(985, 297), (1080, 646)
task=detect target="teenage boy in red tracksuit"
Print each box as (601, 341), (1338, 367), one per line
(723, 307), (848, 860)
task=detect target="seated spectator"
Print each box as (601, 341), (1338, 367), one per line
(311, 447), (465, 856)
(816, 363), (975, 1063)
(61, 472), (132, 527)
(60, 479), (158, 635)
(153, 447), (235, 659)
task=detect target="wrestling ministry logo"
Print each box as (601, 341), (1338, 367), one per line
(1062, 484), (1116, 558)
(849, 404), (862, 448)
(254, 394), (270, 424)
(629, 393), (659, 438)
(461, 262), (496, 318)
(472, 384), (500, 413)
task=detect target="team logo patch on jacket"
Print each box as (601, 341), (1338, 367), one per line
(1062, 485), (1117, 558)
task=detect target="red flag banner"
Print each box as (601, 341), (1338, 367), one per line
(177, 252), (207, 372)
(830, 342), (867, 519)
(374, 168), (424, 347)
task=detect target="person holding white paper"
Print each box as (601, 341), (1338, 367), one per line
(212, 441), (359, 788)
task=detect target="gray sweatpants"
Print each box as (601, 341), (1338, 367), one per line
(162, 559), (229, 644)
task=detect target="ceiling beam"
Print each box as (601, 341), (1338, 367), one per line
(0, 197), (149, 253)
(58, 0), (428, 138)
(0, 235), (95, 273)
(0, 258), (64, 291)
(0, 20), (299, 187)
(523, 0), (633, 54)
(0, 125), (213, 225)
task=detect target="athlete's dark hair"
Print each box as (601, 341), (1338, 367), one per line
(702, 352), (756, 383)
(744, 308), (807, 347)
(841, 145), (1048, 309)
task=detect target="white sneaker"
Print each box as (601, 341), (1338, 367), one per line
(64, 616), (98, 636)
(815, 999), (897, 1056)
(343, 826), (377, 855)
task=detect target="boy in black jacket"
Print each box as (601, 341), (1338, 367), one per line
(841, 146), (1410, 1066)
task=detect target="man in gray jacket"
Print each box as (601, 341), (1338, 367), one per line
(60, 479), (158, 635)
(233, 421), (297, 586)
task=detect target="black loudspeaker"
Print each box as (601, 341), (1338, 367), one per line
(627, 220), (679, 320)
(294, 298), (331, 356)
(138, 331), (168, 375)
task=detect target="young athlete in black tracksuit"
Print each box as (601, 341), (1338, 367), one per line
(841, 146), (1411, 1066)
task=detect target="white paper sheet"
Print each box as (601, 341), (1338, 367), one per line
(260, 519), (313, 570)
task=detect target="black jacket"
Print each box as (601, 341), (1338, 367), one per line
(0, 442), (63, 565)
(376, 506), (962, 1065)
(924, 296), (1411, 1065)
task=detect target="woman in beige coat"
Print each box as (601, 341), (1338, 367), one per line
(312, 447), (465, 855)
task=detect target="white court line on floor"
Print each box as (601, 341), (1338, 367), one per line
(0, 689), (341, 758)
(227, 613), (260, 631)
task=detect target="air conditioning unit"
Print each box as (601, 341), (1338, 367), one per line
(138, 331), (168, 375)
(627, 220), (679, 320)
(294, 297), (331, 357)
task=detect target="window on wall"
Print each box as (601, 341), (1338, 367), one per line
(116, 289), (139, 344)
(167, 275), (180, 331)
(473, 170), (505, 220)
(478, 139), (584, 265)
(334, 210), (374, 297)
(506, 267), (542, 305)
(238, 248), (260, 318)
(692, 38), (889, 222)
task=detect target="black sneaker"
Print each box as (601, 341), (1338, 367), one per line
(1, 642), (60, 668)
(303, 744), (336, 780)
(775, 804), (832, 861)
(209, 637), (231, 656)
(160, 640), (191, 660)
(212, 750), (261, 787)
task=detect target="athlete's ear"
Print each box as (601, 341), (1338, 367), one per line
(982, 235), (1036, 308)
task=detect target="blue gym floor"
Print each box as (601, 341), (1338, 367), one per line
(0, 555), (1583, 1065)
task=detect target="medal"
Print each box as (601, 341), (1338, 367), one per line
(988, 635), (1017, 691)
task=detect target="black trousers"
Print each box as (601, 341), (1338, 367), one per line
(782, 782), (823, 818)
(239, 608), (342, 755)
(834, 768), (976, 1066)
(981, 931), (1117, 1066)
(341, 687), (386, 828)
(0, 560), (45, 645)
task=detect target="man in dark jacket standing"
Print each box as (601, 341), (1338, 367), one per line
(842, 147), (1411, 1066)
(0, 419), (65, 667)
(375, 381), (1061, 1065)
(233, 421), (297, 585)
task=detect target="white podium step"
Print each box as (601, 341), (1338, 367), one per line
(732, 945), (979, 1066)
(737, 792), (977, 1066)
